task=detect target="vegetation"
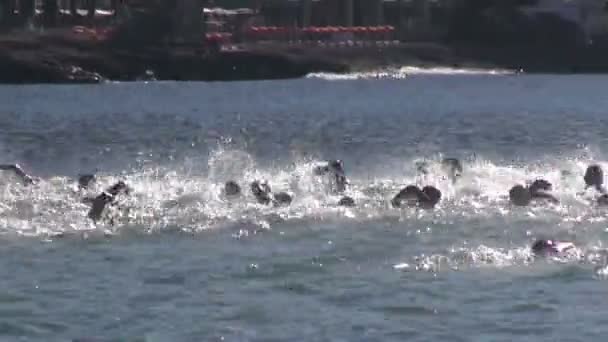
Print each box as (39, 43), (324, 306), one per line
(445, 0), (584, 46)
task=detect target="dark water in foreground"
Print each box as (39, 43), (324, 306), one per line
(2, 72), (608, 341)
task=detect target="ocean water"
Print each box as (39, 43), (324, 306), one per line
(2, 72), (608, 341)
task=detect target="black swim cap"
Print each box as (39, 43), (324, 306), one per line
(422, 186), (442, 207)
(338, 196), (355, 207)
(585, 165), (604, 188)
(224, 181), (241, 196)
(78, 174), (96, 189)
(273, 192), (293, 206)
(529, 179), (552, 194)
(509, 185), (532, 206)
(531, 239), (557, 257)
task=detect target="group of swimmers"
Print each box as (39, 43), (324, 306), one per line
(2, 159), (606, 258)
(0, 165), (129, 223)
(508, 164), (608, 207)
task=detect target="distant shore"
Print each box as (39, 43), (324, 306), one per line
(3, 31), (608, 84)
(0, 31), (348, 84)
(267, 42), (608, 74)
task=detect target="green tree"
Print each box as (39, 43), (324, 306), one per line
(446, 0), (539, 43)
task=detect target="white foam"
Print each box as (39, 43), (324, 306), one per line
(306, 69), (408, 81)
(0, 146), (607, 238)
(400, 243), (589, 273)
(399, 66), (516, 76)
(307, 66), (516, 80)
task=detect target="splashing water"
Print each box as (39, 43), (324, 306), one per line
(307, 66), (515, 81)
(1, 145), (607, 250)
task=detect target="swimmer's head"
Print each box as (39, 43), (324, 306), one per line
(531, 239), (558, 257)
(273, 192), (293, 206)
(224, 181), (241, 197)
(329, 159), (345, 175)
(509, 185), (532, 206)
(78, 174), (96, 189)
(529, 179), (552, 195)
(585, 164), (604, 189)
(421, 186), (442, 208)
(251, 180), (270, 195)
(107, 181), (129, 196)
(338, 196), (355, 207)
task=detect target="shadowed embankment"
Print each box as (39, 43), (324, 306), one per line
(0, 31), (349, 83)
(4, 29), (608, 83)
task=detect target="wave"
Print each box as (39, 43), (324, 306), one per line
(306, 69), (408, 81)
(306, 66), (516, 80)
(399, 66), (517, 76)
(393, 242), (608, 279)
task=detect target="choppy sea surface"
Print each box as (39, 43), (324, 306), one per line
(2, 70), (608, 341)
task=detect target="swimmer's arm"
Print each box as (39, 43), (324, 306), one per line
(556, 242), (576, 253)
(390, 190), (404, 207)
(86, 193), (115, 221)
(580, 185), (607, 196)
(0, 164), (35, 185)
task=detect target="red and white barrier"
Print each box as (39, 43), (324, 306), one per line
(245, 25), (396, 45)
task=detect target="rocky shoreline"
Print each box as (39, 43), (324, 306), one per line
(0, 32), (348, 84)
(3, 31), (608, 84)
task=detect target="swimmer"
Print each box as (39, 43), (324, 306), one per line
(509, 179), (557, 206)
(314, 159), (348, 193)
(86, 181), (131, 222)
(391, 185), (424, 208)
(251, 180), (273, 205)
(391, 185), (441, 209)
(0, 164), (36, 185)
(584, 164), (606, 194)
(78, 174), (96, 190)
(528, 179), (559, 204)
(223, 180), (241, 198)
(273, 191), (293, 207)
(338, 195), (355, 207)
(441, 158), (463, 183)
(250, 181), (293, 207)
(531, 239), (576, 258)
